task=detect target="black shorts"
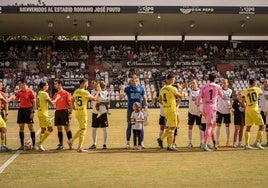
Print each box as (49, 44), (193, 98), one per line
(200, 123), (206, 131)
(233, 113), (245, 126)
(188, 112), (201, 126)
(17, 108), (34, 124)
(159, 115), (165, 126)
(216, 111), (231, 124)
(92, 113), (108, 128)
(54, 110), (69, 126)
(261, 111), (266, 125)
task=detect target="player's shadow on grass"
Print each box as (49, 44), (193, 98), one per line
(86, 146), (248, 154)
(2, 146), (262, 155)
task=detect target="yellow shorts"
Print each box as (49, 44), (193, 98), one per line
(75, 115), (87, 129)
(245, 109), (264, 126)
(164, 111), (177, 128)
(38, 115), (52, 128)
(0, 116), (6, 128)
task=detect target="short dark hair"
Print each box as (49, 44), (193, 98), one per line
(209, 73), (217, 82)
(54, 78), (63, 85)
(79, 78), (88, 85)
(39, 81), (47, 89)
(249, 78), (256, 85)
(18, 78), (27, 84)
(166, 73), (175, 80)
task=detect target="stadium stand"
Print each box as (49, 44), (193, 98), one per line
(0, 40), (267, 102)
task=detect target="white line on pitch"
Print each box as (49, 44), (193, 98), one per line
(0, 129), (41, 174)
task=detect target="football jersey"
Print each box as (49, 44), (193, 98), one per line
(124, 84), (145, 110)
(217, 88), (232, 114)
(53, 89), (71, 110)
(16, 88), (35, 108)
(188, 88), (200, 115)
(37, 91), (50, 116)
(73, 88), (92, 116)
(198, 82), (223, 109)
(160, 85), (179, 113)
(242, 86), (262, 111)
(0, 91), (6, 111)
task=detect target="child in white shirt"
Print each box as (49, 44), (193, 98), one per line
(130, 102), (144, 150)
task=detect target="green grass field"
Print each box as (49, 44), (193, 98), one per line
(0, 109), (267, 188)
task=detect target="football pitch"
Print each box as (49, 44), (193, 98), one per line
(0, 109), (267, 188)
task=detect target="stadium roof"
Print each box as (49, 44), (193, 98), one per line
(0, 4), (268, 37)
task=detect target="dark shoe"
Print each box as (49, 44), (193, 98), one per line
(88, 144), (97, 149)
(18, 146), (24, 150)
(103, 144), (107, 149)
(56, 144), (64, 150)
(157, 138), (163, 148)
(1, 145), (12, 152)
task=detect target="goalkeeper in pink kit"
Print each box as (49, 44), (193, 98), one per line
(196, 73), (223, 151)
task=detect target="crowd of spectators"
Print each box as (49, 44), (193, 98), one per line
(93, 43), (217, 65)
(1, 41), (268, 101)
(93, 42), (268, 65)
(0, 44), (89, 97)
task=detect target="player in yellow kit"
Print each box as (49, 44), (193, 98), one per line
(36, 81), (60, 151)
(71, 78), (96, 152)
(0, 92), (12, 152)
(241, 78), (264, 150)
(157, 73), (184, 151)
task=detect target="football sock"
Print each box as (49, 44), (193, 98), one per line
(58, 132), (63, 145)
(103, 127), (107, 145)
(167, 129), (174, 148)
(92, 128), (97, 145)
(200, 130), (204, 145)
(1, 139), (4, 145)
(40, 133), (44, 143)
(31, 131), (36, 146)
(226, 126), (230, 143)
(216, 126), (220, 144)
(79, 129), (86, 148)
(245, 131), (250, 146)
(72, 130), (80, 142)
(204, 125), (213, 145)
(161, 129), (169, 141)
(255, 130), (263, 143)
(19, 132), (24, 146)
(188, 129), (192, 143)
(67, 130), (72, 140)
(40, 131), (51, 143)
(159, 130), (164, 138)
